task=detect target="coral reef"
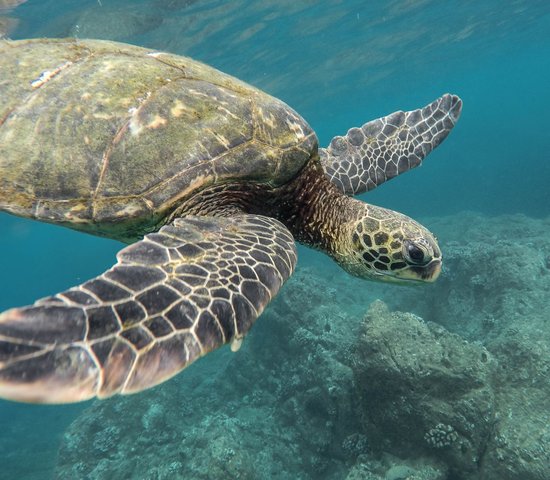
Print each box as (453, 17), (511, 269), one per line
(55, 264), (366, 479)
(54, 214), (550, 479)
(399, 213), (550, 342)
(352, 300), (495, 476)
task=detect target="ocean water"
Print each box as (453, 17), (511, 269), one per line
(0, 1), (549, 479)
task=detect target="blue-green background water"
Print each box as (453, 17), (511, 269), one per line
(0, 1), (549, 478)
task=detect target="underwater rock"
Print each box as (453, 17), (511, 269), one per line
(478, 329), (550, 480)
(55, 374), (265, 479)
(352, 295), (550, 480)
(381, 213), (550, 479)
(352, 300), (496, 477)
(397, 213), (550, 342)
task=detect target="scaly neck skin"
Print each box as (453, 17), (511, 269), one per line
(268, 158), (362, 257)
(175, 156), (363, 259)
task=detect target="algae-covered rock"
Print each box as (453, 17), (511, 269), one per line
(399, 213), (550, 341)
(353, 300), (496, 476)
(481, 387), (550, 480)
(383, 213), (550, 479)
(478, 329), (550, 480)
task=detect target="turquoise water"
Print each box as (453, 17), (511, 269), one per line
(1, 1), (550, 479)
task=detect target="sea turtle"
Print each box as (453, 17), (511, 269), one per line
(0, 38), (462, 403)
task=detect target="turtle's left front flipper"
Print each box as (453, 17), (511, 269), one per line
(320, 93), (462, 195)
(0, 215), (296, 403)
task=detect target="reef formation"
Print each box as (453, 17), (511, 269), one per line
(54, 213), (550, 479)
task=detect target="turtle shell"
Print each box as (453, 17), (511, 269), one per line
(0, 38), (317, 239)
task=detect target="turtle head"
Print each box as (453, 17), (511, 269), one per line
(335, 204), (442, 284)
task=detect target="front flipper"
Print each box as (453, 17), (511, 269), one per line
(0, 215), (296, 403)
(320, 94), (462, 195)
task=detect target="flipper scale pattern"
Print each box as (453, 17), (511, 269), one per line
(0, 214), (296, 403)
(320, 94), (462, 195)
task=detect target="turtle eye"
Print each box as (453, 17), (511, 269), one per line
(404, 241), (430, 265)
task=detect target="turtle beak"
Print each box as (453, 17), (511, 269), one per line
(386, 259), (442, 284)
(422, 259), (442, 283)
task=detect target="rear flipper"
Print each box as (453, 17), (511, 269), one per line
(320, 93), (462, 195)
(0, 214), (297, 403)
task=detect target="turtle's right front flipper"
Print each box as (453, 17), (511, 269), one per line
(0, 214), (296, 403)
(320, 93), (462, 195)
